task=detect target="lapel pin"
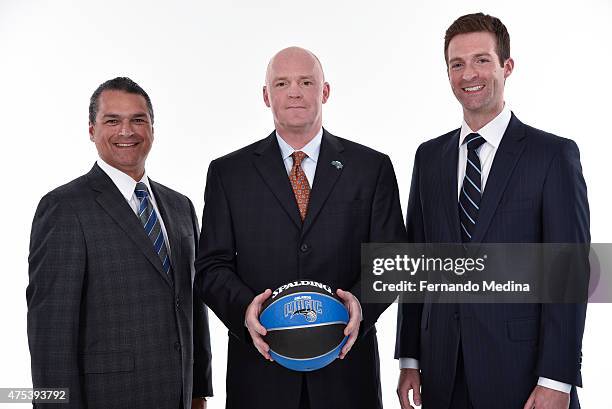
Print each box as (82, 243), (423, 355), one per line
(331, 160), (343, 170)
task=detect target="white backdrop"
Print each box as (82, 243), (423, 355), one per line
(1, 0), (611, 407)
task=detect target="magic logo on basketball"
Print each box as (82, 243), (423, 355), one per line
(284, 296), (323, 323)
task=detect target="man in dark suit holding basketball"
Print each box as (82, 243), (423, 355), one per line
(395, 13), (589, 409)
(195, 47), (406, 409)
(27, 77), (213, 409)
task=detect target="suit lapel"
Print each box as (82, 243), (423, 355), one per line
(150, 181), (181, 287)
(252, 132), (302, 229)
(301, 130), (345, 237)
(440, 131), (462, 243)
(87, 164), (173, 287)
(471, 114), (527, 242)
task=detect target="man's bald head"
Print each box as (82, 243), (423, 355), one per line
(265, 47), (325, 86)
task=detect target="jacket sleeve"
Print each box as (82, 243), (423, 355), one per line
(27, 193), (86, 409)
(194, 160), (255, 343)
(189, 198), (214, 398)
(350, 154), (408, 335)
(537, 139), (589, 386)
(395, 146), (424, 360)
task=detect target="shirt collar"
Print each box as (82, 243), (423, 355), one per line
(96, 157), (151, 201)
(276, 128), (323, 163)
(459, 104), (511, 149)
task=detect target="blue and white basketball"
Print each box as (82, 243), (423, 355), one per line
(259, 280), (349, 371)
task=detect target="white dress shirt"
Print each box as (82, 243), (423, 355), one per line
(457, 104), (511, 197)
(276, 128), (323, 187)
(97, 158), (171, 254)
(400, 105), (572, 394)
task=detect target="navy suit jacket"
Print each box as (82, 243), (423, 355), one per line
(395, 114), (589, 409)
(27, 164), (213, 409)
(195, 129), (407, 409)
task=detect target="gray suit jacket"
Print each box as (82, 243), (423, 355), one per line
(27, 163), (213, 409)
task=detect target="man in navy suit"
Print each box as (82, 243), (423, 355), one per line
(395, 13), (589, 409)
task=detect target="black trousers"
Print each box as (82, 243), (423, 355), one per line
(299, 374), (310, 409)
(449, 344), (474, 409)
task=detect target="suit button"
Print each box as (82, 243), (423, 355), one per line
(175, 297), (180, 308)
(453, 312), (460, 320)
(300, 243), (310, 252)
(174, 341), (181, 351)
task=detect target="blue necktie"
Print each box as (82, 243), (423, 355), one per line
(134, 182), (171, 274)
(459, 133), (486, 242)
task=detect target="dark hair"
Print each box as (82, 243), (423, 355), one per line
(444, 13), (510, 67)
(89, 77), (154, 124)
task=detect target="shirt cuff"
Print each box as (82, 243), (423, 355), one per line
(399, 358), (419, 369)
(537, 377), (572, 394)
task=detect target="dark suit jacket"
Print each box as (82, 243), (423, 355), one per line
(195, 129), (407, 409)
(395, 114), (589, 409)
(27, 163), (213, 409)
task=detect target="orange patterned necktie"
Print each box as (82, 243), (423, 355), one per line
(289, 151), (310, 221)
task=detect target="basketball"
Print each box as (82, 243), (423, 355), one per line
(259, 280), (349, 371)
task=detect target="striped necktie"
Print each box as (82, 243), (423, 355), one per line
(134, 182), (171, 274)
(459, 133), (486, 242)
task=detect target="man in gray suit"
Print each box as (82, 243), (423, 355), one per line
(27, 77), (212, 409)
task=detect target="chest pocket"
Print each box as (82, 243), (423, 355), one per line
(497, 198), (535, 213)
(325, 199), (365, 215)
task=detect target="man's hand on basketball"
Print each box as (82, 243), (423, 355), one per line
(336, 289), (361, 359)
(245, 289), (273, 361)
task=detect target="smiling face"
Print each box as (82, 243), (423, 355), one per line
(263, 47), (330, 139)
(447, 31), (514, 129)
(89, 90), (154, 180)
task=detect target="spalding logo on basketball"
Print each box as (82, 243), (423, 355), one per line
(259, 280), (349, 371)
